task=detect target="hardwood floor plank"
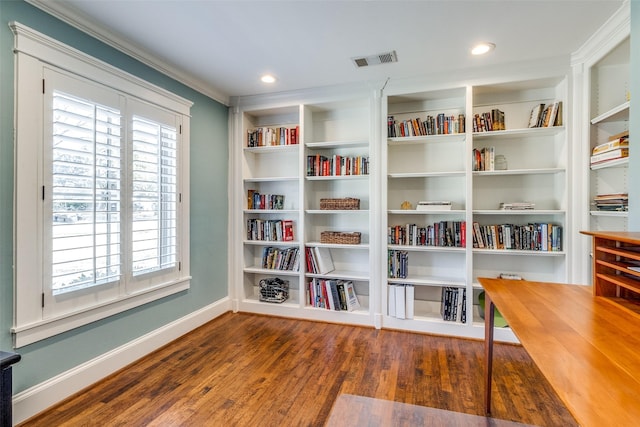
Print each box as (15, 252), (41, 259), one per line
(18, 312), (577, 427)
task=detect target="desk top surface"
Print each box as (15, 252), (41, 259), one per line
(480, 278), (640, 427)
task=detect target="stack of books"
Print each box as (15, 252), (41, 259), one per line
(499, 202), (535, 210)
(416, 201), (452, 211)
(590, 131), (629, 166)
(593, 193), (628, 212)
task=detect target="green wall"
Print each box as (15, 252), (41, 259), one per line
(630, 0), (639, 230)
(0, 0), (229, 392)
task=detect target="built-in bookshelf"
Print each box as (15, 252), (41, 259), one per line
(383, 87), (475, 337)
(587, 36), (630, 234)
(472, 79), (568, 291)
(233, 95), (374, 326)
(381, 79), (568, 341)
(303, 99), (373, 320)
(240, 106), (302, 309)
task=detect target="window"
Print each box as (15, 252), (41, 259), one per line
(12, 22), (192, 347)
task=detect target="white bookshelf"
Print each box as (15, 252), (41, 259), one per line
(302, 99), (373, 319)
(233, 76), (578, 343)
(587, 36), (630, 234)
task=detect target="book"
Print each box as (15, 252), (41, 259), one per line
(313, 246), (335, 274)
(528, 103), (545, 128)
(344, 281), (360, 311)
(388, 285), (396, 317)
(395, 284), (406, 319)
(591, 138), (629, 155)
(590, 147), (629, 165)
(405, 284), (415, 320)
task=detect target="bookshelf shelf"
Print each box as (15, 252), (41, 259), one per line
(388, 245), (465, 253)
(305, 270), (369, 281)
(242, 240), (300, 246)
(243, 144), (299, 153)
(590, 157), (628, 170)
(306, 242), (370, 250)
(590, 101), (630, 125)
(243, 176), (298, 183)
(473, 209), (565, 215)
(243, 267), (300, 276)
(305, 209), (367, 215)
(473, 168), (564, 176)
(305, 175), (369, 181)
(590, 210), (628, 217)
(244, 209), (299, 214)
(388, 209), (466, 215)
(388, 133), (465, 144)
(388, 171), (465, 179)
(472, 248), (565, 256)
(472, 126), (564, 139)
(387, 277), (466, 287)
(305, 139), (369, 149)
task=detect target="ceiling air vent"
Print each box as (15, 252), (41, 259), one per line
(352, 50), (398, 68)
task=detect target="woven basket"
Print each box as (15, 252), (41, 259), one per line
(320, 198), (360, 210)
(320, 231), (361, 245)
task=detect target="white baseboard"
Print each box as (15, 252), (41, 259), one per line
(13, 297), (232, 425)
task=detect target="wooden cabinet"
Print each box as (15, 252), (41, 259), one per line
(582, 231), (640, 317)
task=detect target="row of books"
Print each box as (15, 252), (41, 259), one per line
(306, 154), (369, 177)
(247, 219), (294, 242)
(307, 278), (360, 311)
(388, 221), (466, 248)
(593, 193), (628, 211)
(261, 246), (300, 271)
(590, 130), (629, 166)
(387, 114), (465, 137)
(472, 146), (495, 171)
(441, 287), (467, 323)
(305, 246), (335, 274)
(473, 109), (504, 132)
(247, 190), (284, 210)
(472, 222), (562, 251)
(388, 250), (409, 279)
(246, 126), (299, 147)
(388, 283), (414, 319)
(528, 102), (562, 128)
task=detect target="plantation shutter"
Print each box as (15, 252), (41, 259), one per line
(131, 116), (178, 275)
(51, 91), (122, 294)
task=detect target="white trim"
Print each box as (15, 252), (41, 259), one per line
(12, 278), (191, 347)
(12, 299), (233, 425)
(24, 0), (229, 106)
(10, 21), (193, 115)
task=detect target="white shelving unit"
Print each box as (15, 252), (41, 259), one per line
(382, 87), (476, 337)
(238, 106), (303, 313)
(471, 78), (568, 288)
(302, 99), (374, 322)
(232, 93), (376, 326)
(587, 36), (630, 233)
(230, 69), (606, 342)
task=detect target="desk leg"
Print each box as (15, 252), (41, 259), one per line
(484, 292), (495, 416)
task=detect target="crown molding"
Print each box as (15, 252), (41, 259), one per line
(25, 0), (229, 106)
(571, 0), (630, 67)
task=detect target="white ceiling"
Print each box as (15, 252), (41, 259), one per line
(29, 0), (626, 104)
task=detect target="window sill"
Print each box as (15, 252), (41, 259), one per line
(11, 277), (191, 348)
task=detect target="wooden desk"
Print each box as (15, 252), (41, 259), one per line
(480, 278), (640, 427)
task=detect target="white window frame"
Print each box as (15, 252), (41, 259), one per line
(11, 22), (192, 348)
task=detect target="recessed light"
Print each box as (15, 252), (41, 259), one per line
(471, 42), (495, 56)
(261, 74), (276, 83)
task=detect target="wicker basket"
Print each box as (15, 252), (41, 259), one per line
(320, 231), (361, 245)
(258, 277), (289, 303)
(320, 198), (360, 210)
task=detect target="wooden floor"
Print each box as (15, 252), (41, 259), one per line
(19, 312), (577, 427)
